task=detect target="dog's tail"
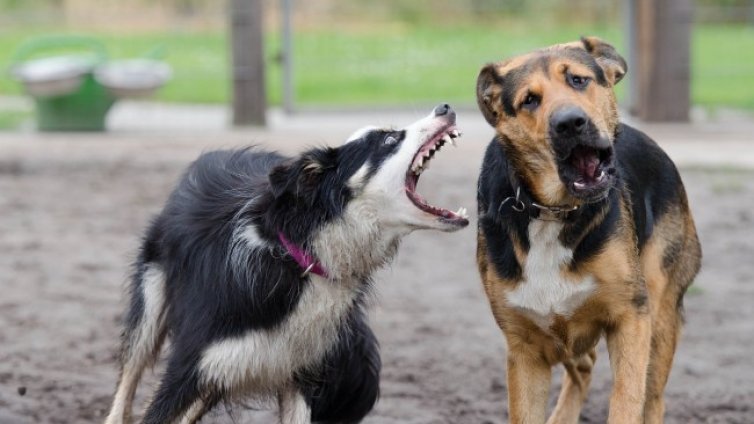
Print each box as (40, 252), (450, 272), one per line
(105, 223), (169, 424)
(300, 307), (381, 424)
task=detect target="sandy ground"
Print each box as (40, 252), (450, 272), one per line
(1, 113), (753, 423)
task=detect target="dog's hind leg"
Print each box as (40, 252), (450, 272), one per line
(643, 288), (683, 424)
(642, 217), (701, 424)
(105, 263), (168, 424)
(547, 348), (597, 424)
(141, 348), (207, 424)
(176, 396), (219, 424)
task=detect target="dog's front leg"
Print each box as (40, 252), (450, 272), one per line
(606, 310), (651, 424)
(278, 384), (311, 424)
(506, 347), (552, 423)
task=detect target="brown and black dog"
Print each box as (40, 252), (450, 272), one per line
(475, 37), (701, 423)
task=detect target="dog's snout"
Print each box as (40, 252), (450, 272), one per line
(433, 103), (452, 117)
(551, 107), (588, 137)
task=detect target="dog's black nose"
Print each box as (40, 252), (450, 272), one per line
(551, 107), (588, 137)
(433, 103), (452, 117)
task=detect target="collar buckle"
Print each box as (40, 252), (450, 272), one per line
(300, 263), (316, 278)
(498, 187), (526, 214)
(277, 232), (329, 279)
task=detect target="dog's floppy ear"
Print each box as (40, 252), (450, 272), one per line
(580, 36), (627, 86)
(268, 161), (297, 198)
(477, 63), (504, 127)
(268, 148), (337, 202)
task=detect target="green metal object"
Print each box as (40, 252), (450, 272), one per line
(11, 35), (114, 132)
(33, 73), (114, 131)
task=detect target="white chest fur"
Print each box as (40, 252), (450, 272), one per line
(198, 276), (356, 392)
(505, 220), (596, 327)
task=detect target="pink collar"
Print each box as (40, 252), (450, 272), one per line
(277, 232), (328, 278)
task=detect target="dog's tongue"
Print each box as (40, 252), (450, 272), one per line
(571, 146), (600, 181)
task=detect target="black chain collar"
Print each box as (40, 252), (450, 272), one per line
(498, 173), (580, 221)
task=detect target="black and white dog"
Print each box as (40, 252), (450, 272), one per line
(105, 104), (468, 424)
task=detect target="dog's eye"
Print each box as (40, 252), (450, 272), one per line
(521, 94), (541, 111)
(384, 136), (398, 145)
(568, 74), (590, 90)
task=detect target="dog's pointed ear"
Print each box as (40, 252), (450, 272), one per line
(580, 36), (627, 86)
(268, 148), (337, 201)
(477, 63), (504, 127)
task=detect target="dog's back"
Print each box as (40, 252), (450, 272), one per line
(615, 124), (701, 299)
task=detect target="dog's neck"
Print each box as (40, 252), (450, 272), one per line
(311, 198), (402, 283)
(505, 167), (580, 221)
(278, 232), (329, 278)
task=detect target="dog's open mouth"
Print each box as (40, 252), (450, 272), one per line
(405, 126), (469, 226)
(566, 144), (614, 194)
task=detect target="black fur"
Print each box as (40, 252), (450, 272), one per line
(123, 134), (406, 422)
(614, 124), (684, 249)
(297, 307), (381, 423)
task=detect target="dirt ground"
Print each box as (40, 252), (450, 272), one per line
(0, 123), (753, 423)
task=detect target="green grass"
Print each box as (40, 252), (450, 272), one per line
(693, 25), (754, 110)
(290, 24), (622, 106)
(687, 285), (703, 296)
(0, 29), (233, 104)
(0, 110), (31, 130)
(0, 24), (752, 109)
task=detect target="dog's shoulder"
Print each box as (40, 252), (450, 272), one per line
(161, 148), (284, 234)
(614, 124), (680, 187)
(614, 124), (685, 247)
(185, 148), (287, 193)
(477, 137), (512, 212)
(477, 139), (507, 233)
(477, 138), (528, 281)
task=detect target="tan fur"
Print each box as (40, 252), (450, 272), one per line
(476, 38), (701, 423)
(478, 42), (623, 206)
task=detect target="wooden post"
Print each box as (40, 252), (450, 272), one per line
(230, 0), (266, 126)
(624, 0), (639, 116)
(281, 0), (294, 114)
(629, 0), (693, 122)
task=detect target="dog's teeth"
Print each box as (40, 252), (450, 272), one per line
(450, 129), (461, 138)
(598, 170), (606, 180)
(442, 134), (452, 145)
(574, 181), (586, 189)
(413, 158), (426, 173)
